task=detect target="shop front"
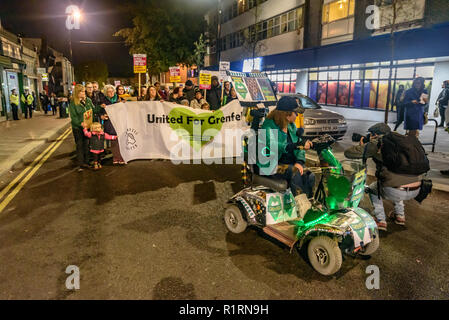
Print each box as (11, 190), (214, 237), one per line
(221, 22), (449, 121)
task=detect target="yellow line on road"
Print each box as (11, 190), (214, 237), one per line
(0, 128), (72, 214)
(0, 127), (71, 202)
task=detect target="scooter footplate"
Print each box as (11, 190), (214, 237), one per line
(263, 223), (296, 248)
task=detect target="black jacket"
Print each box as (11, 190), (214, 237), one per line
(100, 96), (117, 135)
(89, 134), (106, 151)
(206, 85), (222, 110)
(437, 88), (449, 107)
(183, 87), (196, 102)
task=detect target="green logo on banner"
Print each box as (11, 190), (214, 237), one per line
(232, 77), (248, 99)
(168, 108), (224, 151)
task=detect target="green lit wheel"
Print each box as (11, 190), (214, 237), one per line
(359, 230), (380, 256)
(224, 205), (247, 234)
(307, 236), (342, 276)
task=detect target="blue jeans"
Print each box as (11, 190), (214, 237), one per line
(270, 164), (315, 198)
(369, 182), (420, 222)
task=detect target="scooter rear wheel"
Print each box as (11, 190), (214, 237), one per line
(224, 205), (247, 234)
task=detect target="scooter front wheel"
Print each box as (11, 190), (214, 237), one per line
(224, 205), (247, 234)
(307, 236), (342, 276)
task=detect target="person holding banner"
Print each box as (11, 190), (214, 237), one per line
(256, 96), (315, 198)
(69, 84), (94, 172)
(190, 89), (207, 109)
(169, 87), (184, 104)
(143, 86), (163, 101)
(222, 87), (238, 106)
(206, 76), (222, 110)
(100, 85), (125, 165)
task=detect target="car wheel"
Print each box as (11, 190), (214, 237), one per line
(359, 230), (380, 256)
(307, 236), (342, 276)
(224, 205), (247, 234)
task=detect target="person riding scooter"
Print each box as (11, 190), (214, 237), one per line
(256, 96), (315, 198)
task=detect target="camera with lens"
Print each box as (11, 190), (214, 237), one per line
(352, 133), (371, 144)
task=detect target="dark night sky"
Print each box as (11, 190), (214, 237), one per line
(0, 0), (212, 77)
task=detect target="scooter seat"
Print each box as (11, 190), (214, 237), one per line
(252, 175), (288, 193)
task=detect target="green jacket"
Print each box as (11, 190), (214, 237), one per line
(69, 97), (94, 128)
(256, 118), (306, 175)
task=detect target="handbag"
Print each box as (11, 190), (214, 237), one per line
(434, 107), (440, 118)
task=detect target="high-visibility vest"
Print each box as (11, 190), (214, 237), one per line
(10, 94), (19, 106)
(21, 94), (34, 106)
(295, 113), (304, 129)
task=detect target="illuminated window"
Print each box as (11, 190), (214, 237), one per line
(322, 0), (355, 23)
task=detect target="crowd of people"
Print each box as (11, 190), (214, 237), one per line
(8, 87), (70, 121)
(136, 76), (238, 110)
(67, 77), (241, 172)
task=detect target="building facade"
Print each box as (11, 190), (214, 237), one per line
(205, 0), (449, 121)
(0, 25), (26, 121)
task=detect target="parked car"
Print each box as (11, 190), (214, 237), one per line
(278, 93), (348, 139)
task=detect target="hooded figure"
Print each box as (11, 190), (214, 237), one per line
(206, 76), (222, 110)
(403, 77), (428, 136)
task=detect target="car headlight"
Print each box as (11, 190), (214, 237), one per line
(304, 119), (316, 125)
(338, 118), (347, 124)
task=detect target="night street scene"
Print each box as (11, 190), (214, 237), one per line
(0, 0), (448, 310)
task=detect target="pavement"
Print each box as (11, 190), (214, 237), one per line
(0, 112), (70, 177)
(0, 134), (447, 299)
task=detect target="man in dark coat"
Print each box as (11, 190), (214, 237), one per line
(206, 76), (222, 110)
(183, 80), (196, 102)
(436, 80), (449, 127)
(393, 85), (405, 131)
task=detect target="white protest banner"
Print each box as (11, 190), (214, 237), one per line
(106, 100), (248, 163)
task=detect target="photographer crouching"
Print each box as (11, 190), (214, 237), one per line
(345, 123), (431, 232)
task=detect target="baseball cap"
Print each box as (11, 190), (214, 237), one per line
(276, 96), (304, 114)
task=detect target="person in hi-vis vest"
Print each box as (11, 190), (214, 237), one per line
(21, 88), (34, 119)
(10, 89), (20, 120)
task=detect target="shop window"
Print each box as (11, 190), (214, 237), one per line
(377, 81), (390, 110)
(309, 73), (318, 81)
(317, 82), (328, 104)
(328, 71), (339, 80)
(309, 81), (318, 101)
(369, 81), (378, 109)
(327, 81), (338, 105)
(416, 66), (434, 78)
(277, 83), (284, 93)
(365, 69), (379, 79)
(396, 67), (414, 78)
(338, 81), (350, 106)
(291, 83), (296, 93)
(339, 70), (351, 80)
(351, 70), (361, 79)
(362, 81), (371, 108)
(379, 68), (391, 79)
(350, 81), (363, 108)
(318, 71), (327, 81)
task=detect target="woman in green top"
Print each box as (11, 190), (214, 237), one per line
(256, 96), (315, 197)
(69, 84), (94, 172)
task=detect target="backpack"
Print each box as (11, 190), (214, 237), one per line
(380, 132), (430, 175)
